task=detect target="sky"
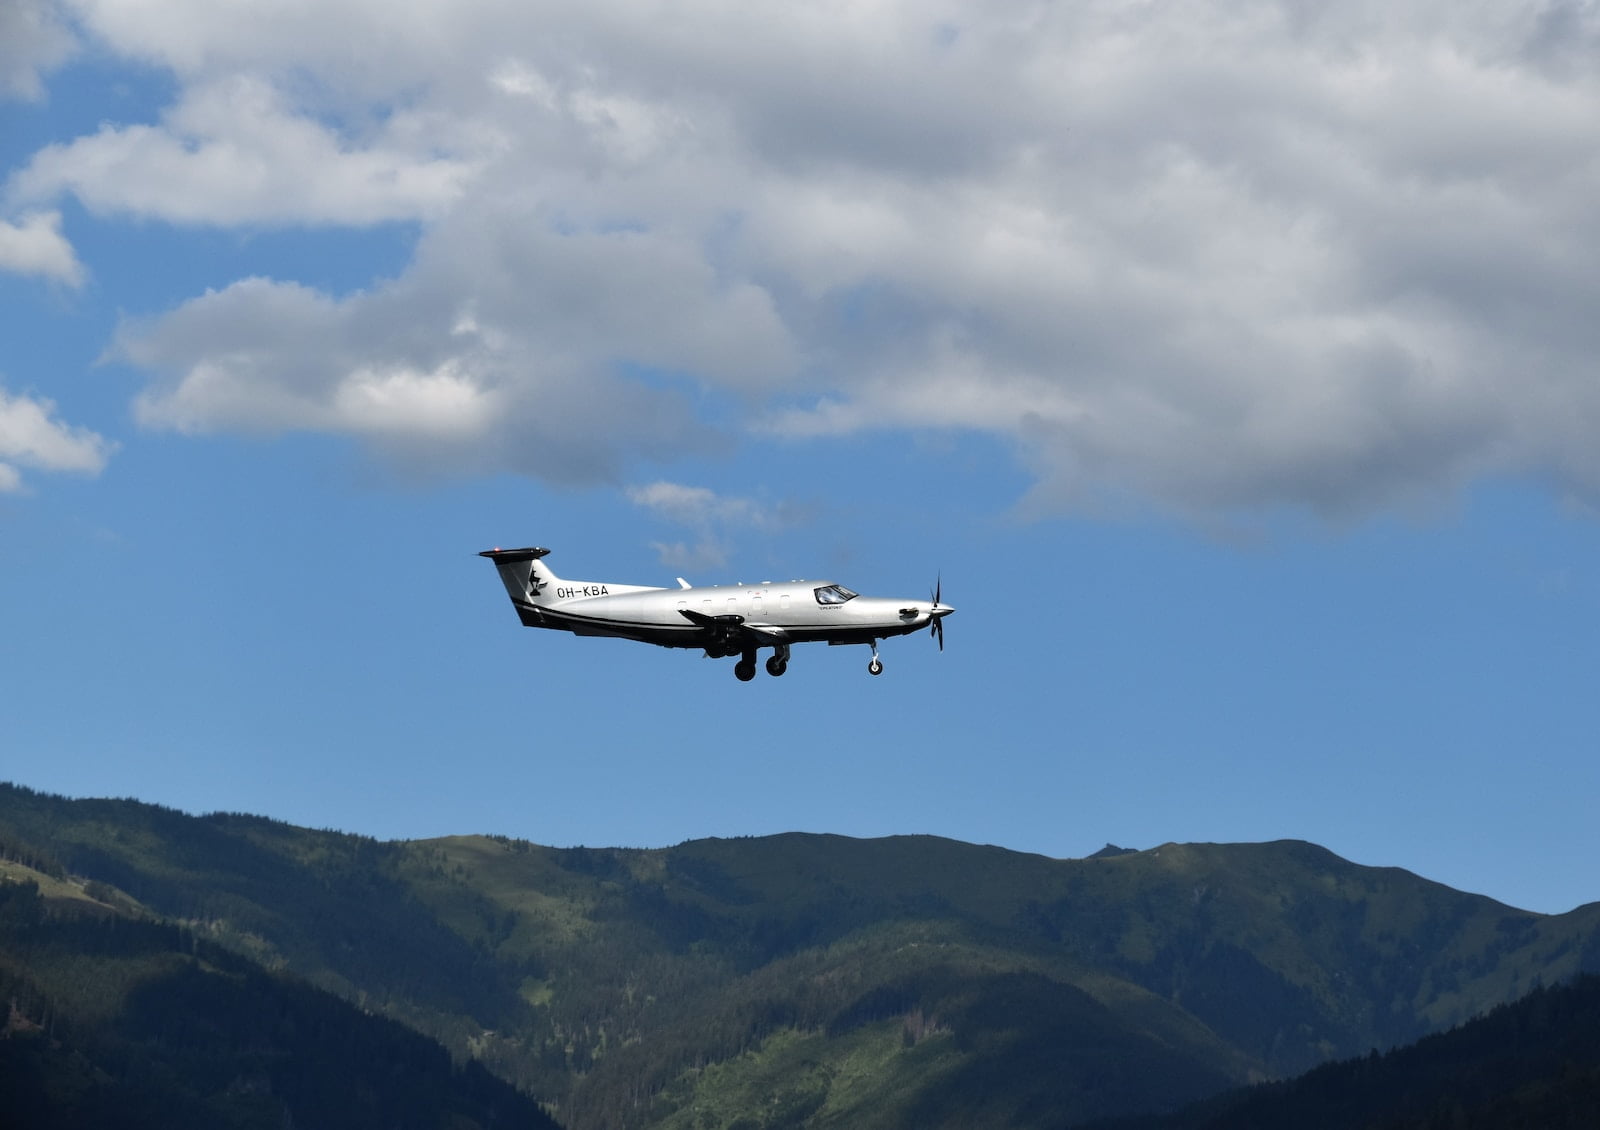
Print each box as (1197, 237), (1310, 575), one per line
(3, 0), (1600, 915)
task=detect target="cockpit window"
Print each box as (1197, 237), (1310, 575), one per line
(814, 584), (858, 605)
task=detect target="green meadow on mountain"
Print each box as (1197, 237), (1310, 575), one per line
(3, 781), (1599, 1129)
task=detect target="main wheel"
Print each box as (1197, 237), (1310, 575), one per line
(735, 659), (757, 682)
(868, 657), (884, 676)
(765, 656), (788, 677)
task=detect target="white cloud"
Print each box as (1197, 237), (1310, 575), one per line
(120, 272), (726, 483)
(25, 0), (1600, 517)
(0, 384), (115, 492)
(627, 481), (807, 569)
(627, 481), (765, 528)
(0, 0), (74, 102)
(9, 74), (477, 225)
(0, 210), (85, 286)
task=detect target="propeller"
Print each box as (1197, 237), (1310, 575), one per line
(929, 574), (947, 651)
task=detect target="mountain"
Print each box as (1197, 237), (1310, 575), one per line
(3, 781), (1599, 1129)
(1087, 973), (1600, 1130)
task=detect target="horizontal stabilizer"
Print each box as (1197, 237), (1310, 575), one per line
(478, 546), (550, 563)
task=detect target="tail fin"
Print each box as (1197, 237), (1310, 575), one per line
(479, 546), (562, 611)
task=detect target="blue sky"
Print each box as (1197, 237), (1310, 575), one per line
(4, 1), (1599, 915)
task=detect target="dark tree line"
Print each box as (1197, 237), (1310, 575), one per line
(1089, 974), (1600, 1130)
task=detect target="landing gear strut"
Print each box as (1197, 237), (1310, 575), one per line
(765, 643), (790, 678)
(867, 642), (883, 676)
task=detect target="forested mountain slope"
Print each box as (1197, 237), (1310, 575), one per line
(0, 865), (557, 1129)
(4, 782), (1598, 1129)
(1089, 973), (1600, 1130)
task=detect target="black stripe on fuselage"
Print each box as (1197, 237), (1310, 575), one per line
(516, 601), (703, 647)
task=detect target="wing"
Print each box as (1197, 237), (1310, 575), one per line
(677, 607), (790, 646)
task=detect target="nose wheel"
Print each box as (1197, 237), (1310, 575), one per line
(867, 642), (883, 676)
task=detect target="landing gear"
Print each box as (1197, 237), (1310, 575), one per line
(867, 642), (883, 676)
(732, 643), (791, 681)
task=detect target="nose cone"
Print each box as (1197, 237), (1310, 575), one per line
(930, 604), (954, 619)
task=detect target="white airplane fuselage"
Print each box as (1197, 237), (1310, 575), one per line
(480, 546), (951, 679)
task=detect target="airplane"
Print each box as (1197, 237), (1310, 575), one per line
(479, 545), (952, 680)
